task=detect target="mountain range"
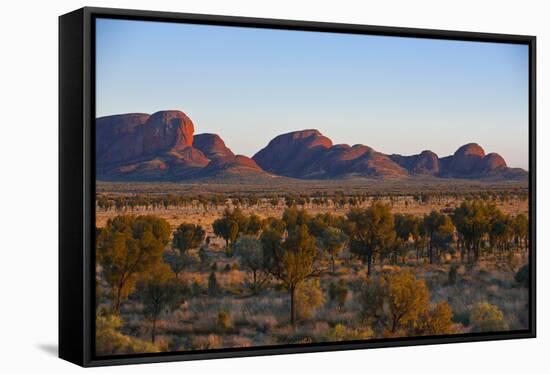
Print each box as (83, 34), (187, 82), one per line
(96, 110), (527, 182)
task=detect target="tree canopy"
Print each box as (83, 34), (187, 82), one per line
(96, 215), (170, 313)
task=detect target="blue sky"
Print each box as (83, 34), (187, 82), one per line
(96, 18), (529, 169)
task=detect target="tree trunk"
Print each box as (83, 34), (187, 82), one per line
(366, 252), (373, 278)
(114, 285), (123, 314)
(331, 255), (336, 274)
(290, 285), (296, 326)
(151, 318), (157, 343)
(428, 234), (434, 264)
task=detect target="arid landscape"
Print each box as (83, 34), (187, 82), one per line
(94, 110), (530, 355)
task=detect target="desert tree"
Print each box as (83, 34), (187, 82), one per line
(307, 212), (345, 237)
(317, 227), (348, 274)
(346, 202), (395, 277)
(166, 223), (205, 278)
(452, 200), (490, 263)
(394, 213), (425, 261)
(173, 223), (205, 254)
(234, 235), (269, 291)
(96, 215), (170, 313)
(423, 211), (455, 264)
(361, 269), (453, 336)
(244, 213), (264, 236)
(136, 263), (183, 343)
(212, 216), (239, 256)
(261, 224), (319, 325)
(487, 209), (513, 258)
(512, 213), (529, 251)
(282, 206), (311, 231)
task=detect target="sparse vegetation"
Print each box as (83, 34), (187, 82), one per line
(95, 182), (529, 354)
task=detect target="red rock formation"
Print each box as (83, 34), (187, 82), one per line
(96, 111), (526, 181)
(142, 110), (195, 155)
(447, 143), (486, 175)
(193, 133), (235, 160)
(390, 150), (440, 175)
(96, 113), (150, 164)
(477, 153), (507, 172)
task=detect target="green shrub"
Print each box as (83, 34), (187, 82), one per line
(470, 302), (509, 332)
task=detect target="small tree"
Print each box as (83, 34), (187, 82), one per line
(452, 200), (490, 263)
(213, 217), (239, 256)
(282, 206), (311, 231)
(96, 215), (170, 313)
(245, 214), (264, 236)
(423, 211), (454, 264)
(346, 202), (395, 277)
(317, 227), (347, 274)
(165, 223), (204, 279)
(136, 264), (183, 343)
(234, 235), (268, 291)
(512, 214), (529, 250)
(173, 223), (205, 254)
(262, 224), (319, 325)
(360, 269), (453, 336)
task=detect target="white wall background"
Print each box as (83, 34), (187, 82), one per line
(0, 0), (547, 372)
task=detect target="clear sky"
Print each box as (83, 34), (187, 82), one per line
(96, 18), (529, 169)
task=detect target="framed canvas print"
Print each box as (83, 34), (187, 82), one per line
(59, 7), (536, 367)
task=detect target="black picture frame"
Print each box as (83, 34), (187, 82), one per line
(59, 6), (537, 367)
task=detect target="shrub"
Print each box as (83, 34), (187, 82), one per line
(415, 301), (455, 335)
(295, 279), (325, 320)
(190, 334), (223, 350)
(324, 324), (373, 342)
(217, 310), (232, 332)
(96, 314), (157, 355)
(470, 302), (509, 332)
(328, 280), (348, 310)
(360, 269), (454, 337)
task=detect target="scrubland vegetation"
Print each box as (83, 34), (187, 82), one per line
(95, 184), (530, 355)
